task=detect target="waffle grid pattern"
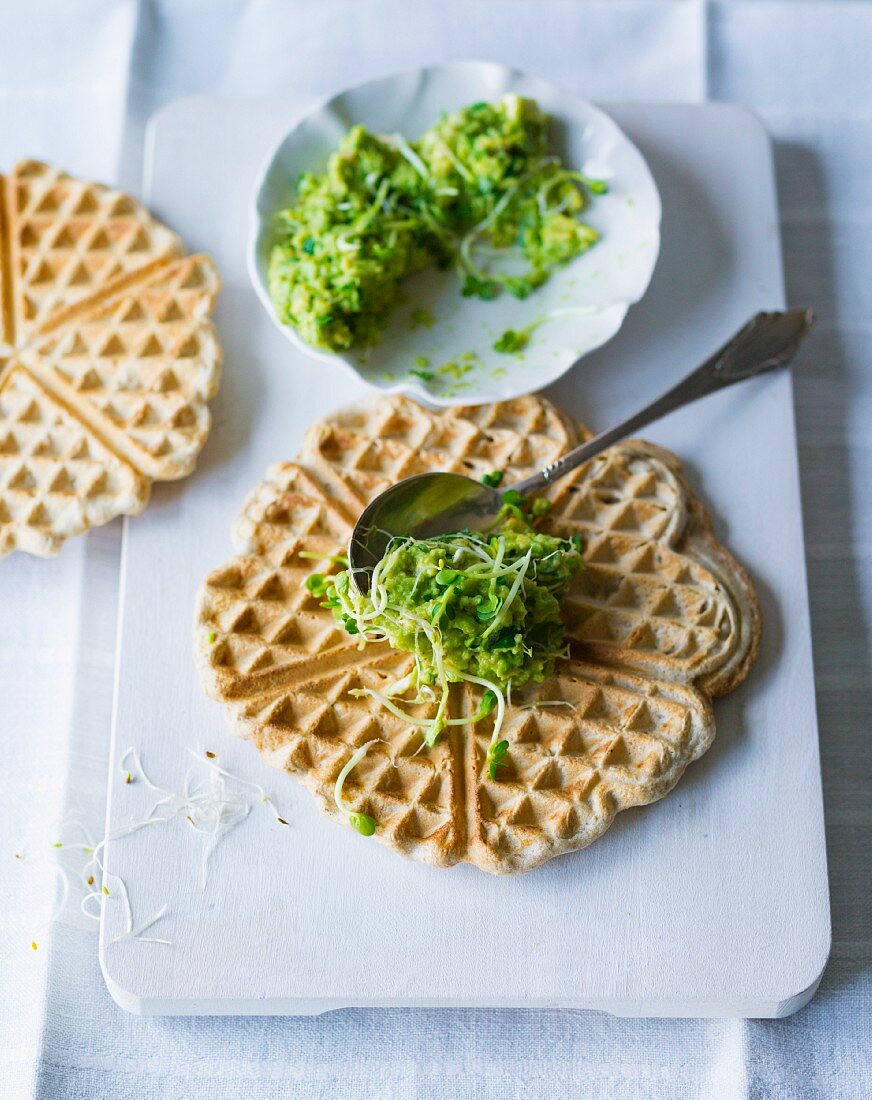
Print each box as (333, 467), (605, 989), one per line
(195, 395), (759, 873)
(463, 663), (712, 873)
(301, 395), (582, 507)
(9, 160), (182, 340)
(0, 161), (221, 557)
(0, 363), (147, 557)
(548, 446), (745, 693)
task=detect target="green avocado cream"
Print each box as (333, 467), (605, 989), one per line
(268, 94), (605, 353)
(306, 501), (583, 776)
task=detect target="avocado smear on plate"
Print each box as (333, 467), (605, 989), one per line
(268, 95), (605, 352)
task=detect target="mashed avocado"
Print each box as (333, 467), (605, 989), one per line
(268, 95), (605, 352)
(308, 505), (582, 771)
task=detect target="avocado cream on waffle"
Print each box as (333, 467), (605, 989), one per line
(195, 395), (760, 874)
(0, 161), (221, 558)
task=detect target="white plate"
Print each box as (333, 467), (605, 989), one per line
(249, 61), (661, 406)
(99, 98), (829, 1018)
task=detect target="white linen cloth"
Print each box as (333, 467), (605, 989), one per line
(0, 1), (869, 1097)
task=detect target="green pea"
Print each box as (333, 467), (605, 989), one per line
(348, 812), (376, 836)
(306, 573), (329, 596)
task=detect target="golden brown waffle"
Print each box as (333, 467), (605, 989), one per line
(195, 395), (759, 873)
(547, 441), (760, 697)
(460, 662), (713, 873)
(299, 394), (582, 511)
(0, 162), (221, 558)
(6, 160), (181, 342)
(0, 363), (147, 557)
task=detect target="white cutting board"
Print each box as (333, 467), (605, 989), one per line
(101, 99), (830, 1017)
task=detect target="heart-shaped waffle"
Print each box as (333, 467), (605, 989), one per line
(195, 395), (760, 873)
(0, 161), (221, 558)
(548, 442), (759, 697)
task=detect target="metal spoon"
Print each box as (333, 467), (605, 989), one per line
(349, 308), (814, 588)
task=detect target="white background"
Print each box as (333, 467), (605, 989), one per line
(0, 2), (869, 1098)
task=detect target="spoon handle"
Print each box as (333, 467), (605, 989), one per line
(510, 308), (814, 498)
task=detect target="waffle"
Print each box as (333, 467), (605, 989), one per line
(0, 162), (221, 558)
(547, 441), (759, 697)
(299, 394), (582, 502)
(0, 363), (147, 558)
(6, 160), (181, 342)
(195, 395), (759, 873)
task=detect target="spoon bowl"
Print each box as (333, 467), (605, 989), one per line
(348, 472), (504, 583)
